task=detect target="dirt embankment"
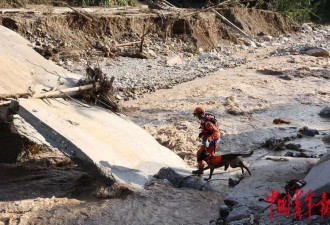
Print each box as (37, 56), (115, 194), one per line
(0, 7), (294, 61)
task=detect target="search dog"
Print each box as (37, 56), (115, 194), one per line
(200, 151), (253, 181)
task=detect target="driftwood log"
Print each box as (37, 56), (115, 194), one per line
(67, 5), (100, 23)
(32, 82), (101, 99)
(113, 41), (141, 48)
(0, 82), (101, 100)
(211, 8), (250, 37)
(0, 92), (34, 99)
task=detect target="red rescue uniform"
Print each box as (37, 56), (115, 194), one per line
(197, 115), (221, 169)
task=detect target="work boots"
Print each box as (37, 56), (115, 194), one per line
(192, 168), (204, 175)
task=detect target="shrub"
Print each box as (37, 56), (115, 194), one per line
(254, 0), (329, 22)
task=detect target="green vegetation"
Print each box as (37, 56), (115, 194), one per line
(206, 0), (329, 23)
(67, 0), (139, 6)
(0, 0), (140, 7)
(253, 0), (330, 22)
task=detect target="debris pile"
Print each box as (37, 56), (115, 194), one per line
(78, 66), (121, 113)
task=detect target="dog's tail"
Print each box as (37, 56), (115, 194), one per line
(221, 151), (254, 161)
(241, 151), (254, 158)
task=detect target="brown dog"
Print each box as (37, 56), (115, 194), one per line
(202, 151), (253, 180)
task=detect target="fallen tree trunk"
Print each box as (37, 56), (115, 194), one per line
(0, 92), (34, 100)
(113, 41), (141, 48)
(211, 8), (250, 38)
(67, 6), (98, 22)
(163, 0), (176, 8)
(32, 82), (101, 99)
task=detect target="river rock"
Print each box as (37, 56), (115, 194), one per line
(219, 205), (231, 219)
(209, 220), (217, 225)
(306, 48), (329, 57)
(319, 107), (330, 118)
(224, 196), (239, 207)
(247, 41), (257, 48)
(279, 74), (293, 80)
(302, 23), (313, 32)
(144, 49), (157, 58)
(322, 135), (330, 144)
(167, 55), (182, 66)
(155, 167), (211, 190)
(285, 143), (301, 151)
(255, 42), (266, 47)
(199, 53), (220, 61)
(299, 126), (319, 137)
(262, 35), (273, 42)
(299, 152), (330, 210)
(226, 206), (251, 223)
(228, 218), (250, 225)
(284, 151), (294, 157)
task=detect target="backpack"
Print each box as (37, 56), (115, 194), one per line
(285, 179), (306, 197)
(203, 113), (219, 127)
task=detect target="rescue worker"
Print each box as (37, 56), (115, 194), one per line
(192, 106), (221, 175)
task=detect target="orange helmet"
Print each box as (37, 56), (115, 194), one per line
(193, 106), (205, 117)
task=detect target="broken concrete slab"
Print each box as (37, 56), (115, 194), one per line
(0, 25), (190, 188)
(0, 25), (80, 95)
(18, 99), (189, 188)
(299, 152), (330, 205)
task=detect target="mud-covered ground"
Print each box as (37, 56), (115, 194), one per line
(0, 6), (329, 225)
(0, 149), (226, 225)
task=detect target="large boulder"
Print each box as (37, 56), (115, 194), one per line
(226, 206), (251, 223)
(167, 55), (182, 66)
(299, 152), (330, 207)
(322, 135), (330, 144)
(306, 48), (329, 57)
(319, 107), (330, 118)
(262, 35), (273, 42)
(155, 167), (211, 190)
(199, 52), (220, 61)
(302, 23), (313, 32)
(219, 205), (231, 219)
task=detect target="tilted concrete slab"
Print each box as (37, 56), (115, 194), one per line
(18, 99), (189, 187)
(298, 151), (330, 207)
(0, 25), (190, 188)
(0, 25), (79, 94)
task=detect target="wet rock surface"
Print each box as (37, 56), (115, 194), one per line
(155, 167), (213, 190)
(226, 206), (251, 222)
(319, 107), (330, 118)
